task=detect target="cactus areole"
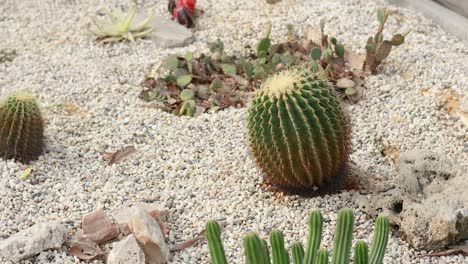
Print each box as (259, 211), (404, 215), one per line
(247, 68), (351, 194)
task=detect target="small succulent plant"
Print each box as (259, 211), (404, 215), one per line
(364, 8), (410, 73)
(90, 0), (154, 43)
(0, 91), (44, 163)
(247, 68), (351, 194)
(206, 208), (390, 264)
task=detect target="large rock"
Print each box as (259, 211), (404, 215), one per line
(130, 207), (170, 264)
(360, 150), (468, 250)
(151, 16), (195, 48)
(107, 234), (145, 264)
(0, 222), (68, 262)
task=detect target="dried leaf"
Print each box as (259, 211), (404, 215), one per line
(303, 25), (321, 45)
(103, 146), (137, 165)
(171, 229), (206, 252)
(426, 245), (468, 256)
(68, 230), (104, 260)
(344, 47), (365, 70)
(19, 168), (33, 180)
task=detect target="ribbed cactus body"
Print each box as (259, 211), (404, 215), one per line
(331, 208), (354, 264)
(369, 216), (389, 264)
(206, 220), (228, 264)
(291, 242), (304, 264)
(269, 230), (289, 264)
(0, 92), (44, 163)
(244, 233), (268, 264)
(248, 68), (350, 194)
(354, 241), (369, 264)
(304, 210), (323, 264)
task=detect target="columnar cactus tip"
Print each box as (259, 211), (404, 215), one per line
(248, 68), (351, 194)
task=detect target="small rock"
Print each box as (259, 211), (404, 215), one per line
(112, 202), (167, 235)
(148, 15), (195, 48)
(130, 207), (170, 264)
(82, 209), (119, 244)
(0, 222), (67, 262)
(107, 234), (145, 264)
(360, 150), (468, 250)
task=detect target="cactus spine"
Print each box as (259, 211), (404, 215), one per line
(0, 91), (44, 163)
(206, 220), (228, 264)
(247, 68), (350, 194)
(205, 208), (389, 264)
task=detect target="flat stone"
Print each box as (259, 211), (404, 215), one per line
(107, 234), (145, 264)
(130, 207), (170, 264)
(0, 222), (68, 262)
(82, 209), (119, 244)
(149, 15), (195, 48)
(335, 78), (355, 89)
(360, 150), (468, 250)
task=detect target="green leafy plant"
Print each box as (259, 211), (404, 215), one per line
(0, 91), (44, 163)
(205, 208), (390, 264)
(90, 0), (154, 43)
(364, 8), (410, 73)
(247, 68), (351, 194)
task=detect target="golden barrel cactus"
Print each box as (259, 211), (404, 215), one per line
(247, 68), (351, 194)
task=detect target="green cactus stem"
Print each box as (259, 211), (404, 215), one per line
(369, 216), (389, 264)
(270, 230), (289, 264)
(244, 233), (268, 264)
(315, 249), (329, 264)
(331, 208), (354, 264)
(354, 241), (369, 264)
(205, 220), (228, 264)
(304, 210), (323, 264)
(291, 242), (304, 264)
(0, 91), (44, 163)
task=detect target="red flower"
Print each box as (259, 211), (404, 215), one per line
(169, 0), (196, 28)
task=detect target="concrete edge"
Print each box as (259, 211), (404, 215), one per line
(388, 0), (468, 42)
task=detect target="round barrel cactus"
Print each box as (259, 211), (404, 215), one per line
(0, 91), (44, 163)
(247, 68), (350, 194)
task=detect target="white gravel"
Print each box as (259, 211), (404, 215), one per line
(0, 0), (467, 263)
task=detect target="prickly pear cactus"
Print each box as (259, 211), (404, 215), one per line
(247, 68), (350, 194)
(0, 91), (44, 163)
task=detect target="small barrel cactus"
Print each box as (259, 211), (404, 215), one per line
(247, 68), (351, 194)
(0, 91), (44, 163)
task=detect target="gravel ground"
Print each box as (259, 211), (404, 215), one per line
(0, 0), (467, 263)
